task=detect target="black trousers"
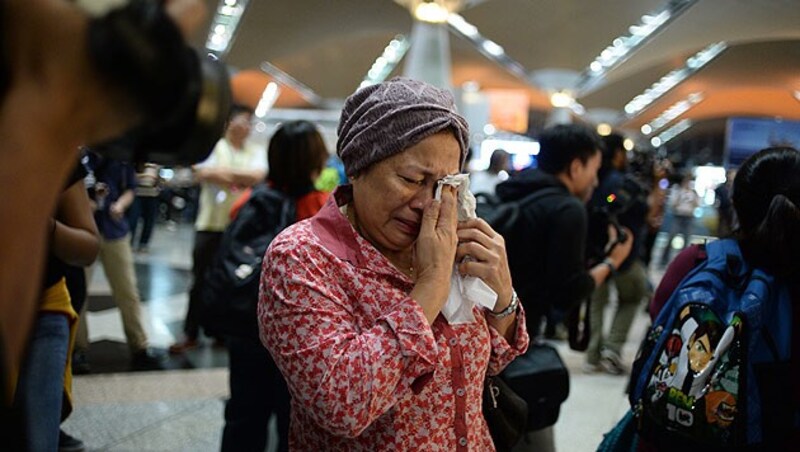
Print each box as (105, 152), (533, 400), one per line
(222, 336), (290, 452)
(185, 230), (223, 338)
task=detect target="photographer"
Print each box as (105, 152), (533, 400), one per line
(495, 124), (632, 451)
(584, 133), (650, 375)
(1, 0), (221, 441)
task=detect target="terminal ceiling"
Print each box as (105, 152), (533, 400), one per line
(188, 0), (800, 132)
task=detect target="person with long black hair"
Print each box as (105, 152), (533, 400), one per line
(647, 147), (800, 449)
(219, 121), (329, 452)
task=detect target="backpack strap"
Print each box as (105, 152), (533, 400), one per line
(704, 239), (753, 291)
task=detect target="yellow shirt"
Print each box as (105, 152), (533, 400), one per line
(195, 139), (266, 232)
(8, 278), (78, 417)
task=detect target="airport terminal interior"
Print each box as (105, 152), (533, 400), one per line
(63, 223), (676, 451)
(6, 0), (800, 450)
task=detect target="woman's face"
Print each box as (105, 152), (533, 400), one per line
(350, 132), (461, 256)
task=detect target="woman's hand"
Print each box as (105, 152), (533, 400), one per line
(455, 218), (513, 311)
(410, 186), (459, 324)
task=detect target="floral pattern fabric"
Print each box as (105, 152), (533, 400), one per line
(258, 187), (529, 451)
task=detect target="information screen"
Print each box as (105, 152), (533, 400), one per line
(726, 117), (800, 167)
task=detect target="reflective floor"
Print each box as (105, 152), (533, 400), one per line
(63, 221), (686, 451)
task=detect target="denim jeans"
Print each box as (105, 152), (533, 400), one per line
(14, 313), (70, 451)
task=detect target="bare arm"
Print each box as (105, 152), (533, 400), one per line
(52, 180), (100, 267)
(109, 188), (135, 222)
(589, 226), (634, 287)
(193, 166), (265, 187)
(0, 0), (144, 378)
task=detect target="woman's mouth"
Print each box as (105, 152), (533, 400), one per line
(395, 218), (420, 236)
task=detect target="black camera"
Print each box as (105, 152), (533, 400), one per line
(586, 174), (649, 265)
(85, 0), (231, 165)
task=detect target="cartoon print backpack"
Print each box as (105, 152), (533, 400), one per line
(628, 239), (796, 449)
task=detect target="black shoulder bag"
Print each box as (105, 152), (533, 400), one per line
(199, 184), (295, 339)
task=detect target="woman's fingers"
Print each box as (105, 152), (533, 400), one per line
(457, 218), (497, 237)
(436, 186), (458, 233)
(454, 220), (513, 305)
(456, 227), (504, 251)
(456, 241), (498, 264)
(420, 199), (442, 234)
(457, 259), (501, 282)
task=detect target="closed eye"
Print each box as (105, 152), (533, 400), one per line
(399, 175), (424, 185)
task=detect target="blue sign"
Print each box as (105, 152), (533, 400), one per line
(726, 117), (800, 167)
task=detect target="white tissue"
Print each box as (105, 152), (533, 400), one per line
(434, 174), (498, 324)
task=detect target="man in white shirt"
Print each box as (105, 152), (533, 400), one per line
(470, 148), (510, 195)
(170, 105), (267, 353)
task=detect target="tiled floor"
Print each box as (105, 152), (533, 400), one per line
(65, 221), (680, 451)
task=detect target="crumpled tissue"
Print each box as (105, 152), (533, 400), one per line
(434, 174), (498, 324)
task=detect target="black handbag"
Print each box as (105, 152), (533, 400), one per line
(483, 342), (571, 450)
(502, 342), (570, 431)
(199, 185), (295, 339)
(483, 375), (528, 451)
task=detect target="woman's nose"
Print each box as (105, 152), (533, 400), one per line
(409, 184), (435, 210)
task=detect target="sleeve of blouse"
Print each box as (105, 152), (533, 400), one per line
(258, 235), (439, 438)
(484, 305), (530, 376)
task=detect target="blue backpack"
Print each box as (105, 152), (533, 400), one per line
(628, 239), (796, 449)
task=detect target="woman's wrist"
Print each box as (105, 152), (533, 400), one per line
(410, 279), (450, 325)
(487, 290), (519, 319)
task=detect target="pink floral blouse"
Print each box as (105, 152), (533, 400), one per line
(259, 187), (529, 451)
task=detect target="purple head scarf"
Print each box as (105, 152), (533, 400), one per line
(336, 77), (470, 177)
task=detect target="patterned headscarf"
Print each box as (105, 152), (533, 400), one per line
(337, 77), (469, 177)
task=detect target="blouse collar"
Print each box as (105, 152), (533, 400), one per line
(310, 185), (411, 283)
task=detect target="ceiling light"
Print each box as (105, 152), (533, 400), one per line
(445, 13), (528, 81)
(641, 124), (653, 135)
(414, 2), (450, 23)
(597, 123), (612, 136)
(483, 124), (497, 135)
(360, 35), (410, 88)
(206, 0), (251, 56)
(255, 82), (280, 118)
(260, 61), (322, 106)
(575, 0), (698, 95)
(644, 93), (704, 134)
(650, 137), (662, 147)
(481, 40), (505, 57)
(654, 119), (692, 145)
(623, 42), (725, 117)
(623, 138), (635, 151)
(550, 91), (573, 108)
(462, 81), (480, 92)
(210, 34), (224, 46)
(447, 14), (478, 37)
